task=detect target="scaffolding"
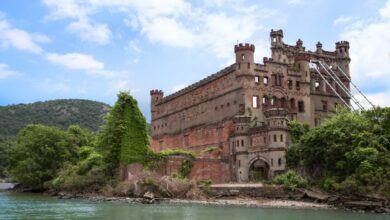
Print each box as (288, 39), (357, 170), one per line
(310, 60), (375, 112)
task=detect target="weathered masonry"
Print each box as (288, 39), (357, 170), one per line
(150, 29), (351, 183)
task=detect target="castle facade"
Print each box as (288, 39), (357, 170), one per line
(150, 29), (351, 182)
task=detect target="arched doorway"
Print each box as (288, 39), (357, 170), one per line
(248, 158), (270, 181)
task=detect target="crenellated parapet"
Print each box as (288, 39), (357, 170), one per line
(234, 43), (255, 53)
(150, 89), (164, 96)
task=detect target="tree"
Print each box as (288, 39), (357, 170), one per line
(7, 125), (73, 188)
(285, 108), (390, 196)
(0, 137), (14, 178)
(6, 124), (96, 188)
(98, 92), (149, 177)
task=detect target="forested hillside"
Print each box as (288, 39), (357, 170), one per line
(0, 99), (110, 137)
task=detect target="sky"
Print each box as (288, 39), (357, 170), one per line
(0, 0), (389, 122)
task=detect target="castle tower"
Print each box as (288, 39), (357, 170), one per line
(264, 108), (289, 178)
(316, 42), (323, 54)
(270, 29), (284, 62)
(231, 116), (251, 182)
(335, 41), (351, 76)
(234, 43), (255, 77)
(150, 89), (164, 118)
(296, 38), (304, 52)
(294, 53), (311, 83)
(270, 29), (284, 48)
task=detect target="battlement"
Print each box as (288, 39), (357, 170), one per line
(150, 89), (163, 95)
(336, 41), (350, 48)
(270, 29), (283, 37)
(234, 43), (255, 53)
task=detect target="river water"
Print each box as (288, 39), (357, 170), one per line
(0, 191), (389, 220)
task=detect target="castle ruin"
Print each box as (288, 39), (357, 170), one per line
(150, 29), (351, 183)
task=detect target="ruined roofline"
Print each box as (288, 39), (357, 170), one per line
(155, 64), (236, 105)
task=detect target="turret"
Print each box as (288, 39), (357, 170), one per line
(150, 89), (164, 117)
(232, 116), (251, 182)
(336, 41), (350, 59)
(335, 41), (351, 76)
(264, 108), (288, 178)
(294, 54), (310, 82)
(296, 39), (304, 51)
(270, 29), (284, 48)
(234, 43), (255, 76)
(316, 41), (323, 54)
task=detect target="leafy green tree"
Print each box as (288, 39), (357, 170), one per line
(285, 108), (390, 197)
(50, 146), (106, 191)
(98, 92), (149, 177)
(7, 125), (73, 188)
(0, 137), (15, 178)
(6, 124), (97, 188)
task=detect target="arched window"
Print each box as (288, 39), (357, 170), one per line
(278, 158), (282, 166)
(241, 140), (244, 146)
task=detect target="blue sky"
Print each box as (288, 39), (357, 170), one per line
(0, 0), (389, 121)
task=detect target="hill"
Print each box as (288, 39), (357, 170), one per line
(0, 99), (110, 137)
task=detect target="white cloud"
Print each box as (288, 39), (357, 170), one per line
(66, 19), (112, 45)
(42, 0), (276, 62)
(0, 18), (48, 54)
(139, 17), (195, 48)
(380, 0), (390, 20)
(43, 0), (90, 20)
(338, 0), (390, 107)
(333, 16), (357, 26)
(46, 52), (104, 70)
(128, 40), (143, 53)
(0, 63), (20, 80)
(287, 0), (305, 6)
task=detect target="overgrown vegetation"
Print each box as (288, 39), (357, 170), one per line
(97, 92), (149, 177)
(285, 107), (390, 197)
(6, 125), (98, 188)
(273, 170), (309, 190)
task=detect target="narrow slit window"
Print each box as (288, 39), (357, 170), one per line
(252, 96), (259, 108)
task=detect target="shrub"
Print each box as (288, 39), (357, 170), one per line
(273, 170), (308, 190)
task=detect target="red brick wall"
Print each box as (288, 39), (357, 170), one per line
(190, 159), (231, 183)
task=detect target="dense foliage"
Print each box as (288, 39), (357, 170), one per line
(273, 170), (308, 190)
(0, 99), (110, 137)
(6, 125), (92, 188)
(0, 137), (14, 178)
(98, 92), (149, 177)
(286, 108), (390, 197)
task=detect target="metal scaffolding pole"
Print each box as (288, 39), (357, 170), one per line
(316, 61), (365, 110)
(311, 63), (354, 111)
(336, 65), (376, 109)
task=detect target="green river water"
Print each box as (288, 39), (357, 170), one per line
(0, 191), (389, 220)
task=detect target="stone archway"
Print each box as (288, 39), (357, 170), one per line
(248, 157), (270, 181)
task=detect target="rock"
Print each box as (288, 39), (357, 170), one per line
(343, 201), (383, 210)
(143, 192), (155, 200)
(141, 192), (155, 204)
(300, 189), (329, 202)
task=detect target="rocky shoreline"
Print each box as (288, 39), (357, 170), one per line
(54, 192), (332, 210)
(51, 190), (389, 214)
